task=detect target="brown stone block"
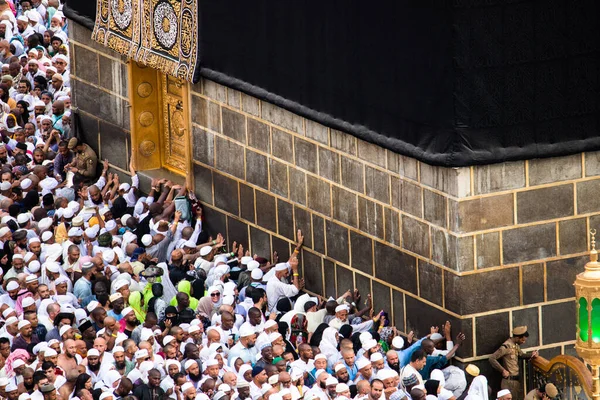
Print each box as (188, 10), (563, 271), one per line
(354, 273), (371, 306)
(559, 218), (587, 255)
(387, 152), (399, 174)
(203, 207), (226, 237)
(522, 263), (544, 305)
(546, 255), (586, 301)
(341, 156), (364, 193)
(400, 155), (419, 181)
(529, 154), (581, 186)
(227, 217), (248, 249)
(272, 236), (291, 260)
(326, 220), (349, 265)
(374, 242), (417, 295)
(271, 128), (294, 163)
(99, 122), (128, 170)
(350, 231), (373, 275)
(450, 194), (514, 233)
(372, 281), (391, 318)
(99, 57), (128, 97)
(247, 118), (270, 153)
(513, 308), (539, 347)
(357, 139), (386, 168)
(302, 250), (323, 296)
(476, 232), (500, 268)
(312, 214), (326, 254)
(332, 186), (357, 227)
(473, 161), (526, 195)
(475, 313), (509, 356)
(358, 197), (384, 239)
(221, 108), (246, 143)
(193, 163), (213, 205)
(241, 93), (260, 116)
(245, 150), (268, 190)
(307, 176), (331, 216)
(401, 216), (430, 258)
(541, 301), (576, 345)
(215, 137), (244, 179)
(213, 172), (239, 216)
(502, 223), (556, 264)
(192, 95), (220, 132)
(306, 120), (329, 145)
(423, 189), (447, 227)
(250, 226), (271, 258)
(239, 183), (255, 223)
(336, 265), (354, 297)
(445, 268), (520, 314)
(319, 147), (340, 183)
(585, 152), (600, 177)
(203, 80), (227, 102)
(74, 45), (98, 85)
(392, 290), (405, 330)
(577, 179), (600, 214)
(324, 260), (335, 297)
(192, 126), (214, 166)
(384, 207), (400, 246)
(261, 103), (304, 134)
(420, 163), (471, 197)
(391, 178), (423, 218)
(289, 168), (306, 206)
(294, 206), (312, 249)
(73, 81), (129, 129)
(255, 190), (277, 233)
(277, 199), (295, 240)
(227, 88), (241, 109)
(516, 184), (574, 224)
(77, 111), (99, 153)
(331, 129), (356, 155)
(418, 261), (443, 306)
(431, 229), (474, 272)
(269, 159), (289, 197)
(294, 137), (318, 174)
(365, 166), (390, 203)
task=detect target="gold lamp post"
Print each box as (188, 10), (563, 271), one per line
(575, 229), (600, 399)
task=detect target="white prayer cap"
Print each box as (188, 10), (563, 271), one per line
(247, 260), (260, 271)
(377, 369), (397, 381)
(497, 390), (511, 399)
(134, 349), (149, 359)
(140, 328), (153, 341)
(241, 256), (253, 265)
(188, 325), (200, 334)
(214, 255), (228, 265)
(181, 383), (194, 393)
(141, 234), (152, 246)
(99, 392), (113, 400)
(264, 320), (277, 329)
(17, 320), (31, 330)
(268, 332), (282, 342)
(105, 220), (117, 231)
(63, 208), (74, 219)
(430, 333), (443, 341)
(22, 296), (36, 307)
(41, 231), (53, 242)
(163, 335), (176, 345)
(219, 384), (232, 393)
(213, 392), (227, 400)
(336, 384), (350, 393)
(184, 360), (197, 370)
(0, 378), (8, 387)
(165, 360), (181, 370)
(17, 213), (30, 224)
(28, 237), (40, 245)
(12, 254), (24, 260)
(334, 364), (347, 373)
(206, 358), (219, 367)
(86, 301), (100, 312)
(121, 214), (132, 224)
(222, 294), (234, 306)
(44, 348), (58, 357)
(315, 354), (327, 361)
(5, 317), (18, 326)
(2, 308), (14, 317)
(86, 349), (99, 357)
(251, 269), (263, 280)
(112, 346), (125, 353)
(325, 377), (339, 386)
(359, 332), (372, 344)
(0, 227), (10, 237)
(68, 227), (83, 237)
(391, 336), (404, 349)
(239, 324), (255, 338)
(102, 250), (116, 264)
(5, 382), (18, 392)
(59, 325), (72, 337)
(33, 342), (48, 355)
(119, 183), (131, 192)
(121, 307), (133, 318)
(268, 375), (278, 385)
(85, 227), (98, 239)
(113, 279), (128, 291)
(45, 262), (60, 273)
(370, 352), (384, 362)
(6, 281), (19, 291)
(356, 358), (371, 370)
(38, 217), (53, 232)
(274, 263), (288, 272)
(0, 182), (10, 191)
(362, 339), (378, 351)
(17, 15), (29, 22)
(335, 304), (348, 313)
(200, 246), (212, 256)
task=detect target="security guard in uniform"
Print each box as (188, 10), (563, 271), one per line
(66, 137), (98, 187)
(489, 326), (538, 400)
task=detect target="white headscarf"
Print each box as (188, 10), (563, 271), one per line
(0, 21), (13, 42)
(319, 327), (339, 359)
(464, 375), (489, 400)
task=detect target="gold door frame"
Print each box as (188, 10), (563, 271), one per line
(128, 61), (193, 186)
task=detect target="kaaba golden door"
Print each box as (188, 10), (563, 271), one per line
(128, 61), (192, 179)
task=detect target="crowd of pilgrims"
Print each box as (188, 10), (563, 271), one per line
(0, 1), (557, 400)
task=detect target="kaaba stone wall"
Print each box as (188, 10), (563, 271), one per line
(70, 18), (590, 387)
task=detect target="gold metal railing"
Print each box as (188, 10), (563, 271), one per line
(526, 355), (593, 399)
